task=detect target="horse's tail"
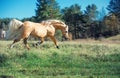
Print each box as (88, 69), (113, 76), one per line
(6, 19), (23, 40)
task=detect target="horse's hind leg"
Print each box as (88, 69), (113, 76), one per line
(33, 37), (44, 48)
(10, 38), (21, 48)
(23, 38), (30, 50)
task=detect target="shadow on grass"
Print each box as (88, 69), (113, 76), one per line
(0, 75), (13, 78)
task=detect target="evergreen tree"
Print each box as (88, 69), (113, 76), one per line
(1, 18), (11, 30)
(98, 7), (106, 21)
(107, 0), (120, 20)
(61, 4), (83, 39)
(84, 4), (98, 24)
(35, 0), (61, 22)
(62, 4), (82, 22)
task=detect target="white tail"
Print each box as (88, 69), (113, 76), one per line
(6, 19), (23, 40)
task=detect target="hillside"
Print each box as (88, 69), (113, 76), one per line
(106, 34), (120, 41)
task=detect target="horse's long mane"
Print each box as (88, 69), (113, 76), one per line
(6, 19), (23, 40)
(43, 19), (66, 27)
(46, 19), (64, 22)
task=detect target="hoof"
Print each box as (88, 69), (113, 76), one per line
(9, 45), (14, 49)
(27, 48), (30, 50)
(32, 44), (35, 47)
(56, 46), (59, 49)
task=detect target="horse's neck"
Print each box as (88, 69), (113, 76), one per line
(52, 25), (63, 30)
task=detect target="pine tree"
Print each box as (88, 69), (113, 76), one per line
(61, 4), (83, 39)
(62, 4), (82, 22)
(98, 7), (106, 21)
(107, 0), (120, 20)
(84, 4), (98, 23)
(107, 0), (120, 14)
(35, 0), (61, 22)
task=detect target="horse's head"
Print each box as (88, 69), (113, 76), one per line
(61, 25), (69, 39)
(45, 19), (70, 39)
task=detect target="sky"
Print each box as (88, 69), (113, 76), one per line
(0, 0), (110, 19)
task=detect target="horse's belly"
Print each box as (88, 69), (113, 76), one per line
(38, 30), (47, 37)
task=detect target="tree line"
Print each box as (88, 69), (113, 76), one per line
(0, 0), (120, 40)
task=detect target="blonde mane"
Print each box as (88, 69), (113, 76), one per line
(6, 19), (23, 40)
(43, 19), (66, 27)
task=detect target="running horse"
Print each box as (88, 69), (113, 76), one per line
(6, 19), (69, 50)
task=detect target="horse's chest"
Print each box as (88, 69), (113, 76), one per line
(46, 26), (55, 36)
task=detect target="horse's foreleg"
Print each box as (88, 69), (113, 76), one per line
(23, 38), (30, 50)
(49, 36), (59, 49)
(10, 38), (21, 48)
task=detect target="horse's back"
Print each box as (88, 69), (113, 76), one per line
(23, 21), (37, 31)
(23, 21), (48, 38)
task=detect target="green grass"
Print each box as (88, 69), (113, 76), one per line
(0, 40), (120, 78)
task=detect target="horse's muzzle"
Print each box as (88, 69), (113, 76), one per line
(64, 34), (70, 40)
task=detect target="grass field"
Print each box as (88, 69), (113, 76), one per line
(0, 40), (120, 78)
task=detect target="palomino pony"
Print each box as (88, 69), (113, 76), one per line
(6, 19), (69, 50)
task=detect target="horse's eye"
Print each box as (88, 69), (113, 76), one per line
(65, 31), (68, 33)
